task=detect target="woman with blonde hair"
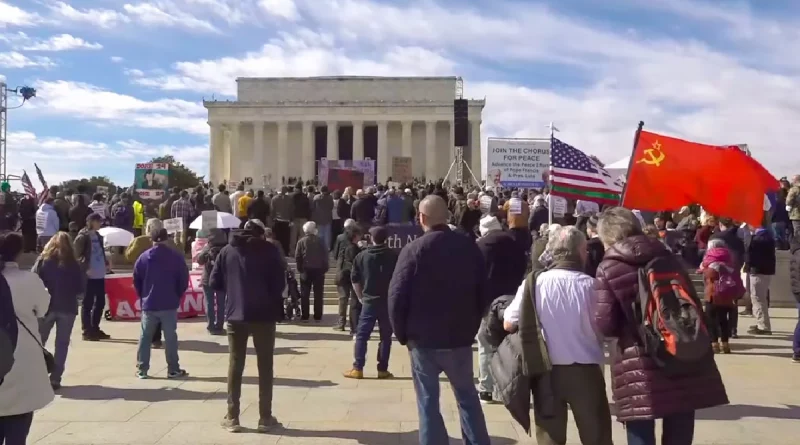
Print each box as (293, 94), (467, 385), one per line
(33, 232), (85, 390)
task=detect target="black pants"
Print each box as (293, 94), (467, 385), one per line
(226, 322), (276, 421)
(0, 412), (34, 445)
(300, 269), (325, 320)
(331, 219), (344, 251)
(21, 219), (36, 253)
(82, 278), (106, 333)
(706, 303), (735, 342)
(337, 283), (362, 333)
(273, 220), (291, 256)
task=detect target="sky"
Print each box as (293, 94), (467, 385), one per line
(1, 0), (799, 188)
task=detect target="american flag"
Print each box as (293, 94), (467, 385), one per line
(34, 163), (50, 205)
(550, 137), (622, 205)
(20, 171), (37, 199)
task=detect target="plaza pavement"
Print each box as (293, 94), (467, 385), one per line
(27, 306), (800, 445)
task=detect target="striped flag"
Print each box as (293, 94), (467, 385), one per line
(34, 163), (50, 204)
(550, 137), (622, 205)
(20, 171), (37, 198)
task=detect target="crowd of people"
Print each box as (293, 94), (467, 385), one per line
(1, 173), (800, 445)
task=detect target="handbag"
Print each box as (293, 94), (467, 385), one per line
(15, 315), (55, 374)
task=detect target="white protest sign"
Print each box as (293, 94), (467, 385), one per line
(201, 210), (218, 231)
(508, 198), (523, 215)
(551, 196), (568, 217)
(486, 138), (550, 188)
(36, 212), (47, 232)
(479, 195), (493, 213)
(163, 217), (183, 234)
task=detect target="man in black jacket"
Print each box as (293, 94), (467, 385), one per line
(289, 183), (311, 254)
(343, 226), (398, 379)
(388, 195), (491, 445)
(247, 190), (271, 224)
(350, 189), (375, 232)
(209, 220), (286, 434)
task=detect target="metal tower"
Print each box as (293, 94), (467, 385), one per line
(0, 82), (36, 182)
(444, 77), (479, 186)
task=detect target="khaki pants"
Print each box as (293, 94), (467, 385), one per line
(533, 364), (613, 445)
(750, 274), (772, 331)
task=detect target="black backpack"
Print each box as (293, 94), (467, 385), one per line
(0, 273), (18, 386)
(634, 255), (712, 376)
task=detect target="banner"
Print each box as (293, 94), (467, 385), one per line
(105, 272), (205, 320)
(391, 157), (413, 183)
(328, 168), (364, 192)
(486, 138), (550, 188)
(318, 159), (375, 189)
(134, 163), (170, 200)
(362, 223), (424, 251)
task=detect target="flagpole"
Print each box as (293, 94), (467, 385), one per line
(547, 122), (557, 225)
(618, 121), (644, 206)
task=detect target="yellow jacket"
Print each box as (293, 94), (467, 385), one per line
(237, 195), (253, 218)
(133, 201), (144, 229)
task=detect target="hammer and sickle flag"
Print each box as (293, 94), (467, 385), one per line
(622, 129), (778, 226)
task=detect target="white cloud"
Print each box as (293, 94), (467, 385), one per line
(47, 1), (131, 29)
(26, 80), (208, 135)
(122, 2), (219, 33)
(259, 0), (299, 20)
(110, 56), (124, 63)
(10, 33), (103, 51)
(0, 51), (55, 68)
(0, 1), (39, 28)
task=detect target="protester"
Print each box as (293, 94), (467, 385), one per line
(236, 190), (253, 225)
(52, 191), (70, 231)
(701, 239), (743, 354)
(295, 221), (329, 322)
(474, 215), (526, 404)
(271, 186), (293, 255)
(787, 174), (800, 235)
(133, 228), (190, 379)
(388, 195), (491, 445)
(312, 186), (334, 250)
(344, 226), (398, 379)
(132, 195), (145, 237)
(213, 184), (232, 213)
(334, 225), (362, 333)
(125, 218), (180, 263)
(528, 195), (549, 235)
(351, 189), (375, 232)
(594, 207), (728, 445)
(230, 184), (246, 219)
(210, 220), (286, 433)
(68, 195), (92, 231)
(584, 215), (605, 277)
(791, 232), (800, 363)
(112, 193), (135, 234)
(171, 191), (194, 252)
(35, 197), (59, 253)
(290, 183), (311, 254)
(743, 223), (777, 335)
(74, 214), (111, 341)
(247, 190), (271, 226)
(197, 228), (228, 335)
(88, 193), (108, 225)
(0, 233), (54, 444)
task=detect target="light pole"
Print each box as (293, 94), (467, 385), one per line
(0, 82), (37, 183)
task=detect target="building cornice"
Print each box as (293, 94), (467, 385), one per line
(203, 99), (486, 109)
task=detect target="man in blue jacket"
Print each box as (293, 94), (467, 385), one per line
(133, 228), (190, 379)
(388, 195), (491, 445)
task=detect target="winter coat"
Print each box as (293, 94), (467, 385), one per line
(312, 193), (334, 225)
(295, 234), (329, 273)
(481, 294), (514, 348)
(743, 228), (776, 276)
(247, 197), (270, 224)
(73, 228), (107, 272)
(351, 197), (376, 225)
(787, 185), (800, 220)
(476, 230), (528, 301)
(33, 257), (85, 315)
(290, 190), (311, 220)
(594, 235), (729, 422)
(528, 206), (549, 234)
(791, 239), (800, 304)
(68, 204), (92, 228)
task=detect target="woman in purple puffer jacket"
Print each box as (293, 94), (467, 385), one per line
(593, 207), (728, 445)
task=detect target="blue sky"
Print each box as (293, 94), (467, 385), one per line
(2, 0), (799, 188)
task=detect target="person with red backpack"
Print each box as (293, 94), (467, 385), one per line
(594, 207), (728, 445)
(700, 239), (745, 354)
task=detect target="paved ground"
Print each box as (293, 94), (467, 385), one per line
(28, 306), (800, 444)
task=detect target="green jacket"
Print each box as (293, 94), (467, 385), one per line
(787, 185), (800, 221)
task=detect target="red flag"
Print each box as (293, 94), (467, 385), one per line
(622, 130), (778, 226)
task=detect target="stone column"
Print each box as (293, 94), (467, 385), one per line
(377, 120), (389, 183)
(401, 120), (413, 158)
(425, 120), (437, 182)
(471, 120), (482, 182)
(253, 121), (264, 184)
(448, 119), (456, 180)
(326, 121), (339, 160)
(277, 121), (289, 184)
(352, 121), (364, 160)
(209, 123), (223, 185)
(302, 121), (314, 181)
(228, 122), (240, 182)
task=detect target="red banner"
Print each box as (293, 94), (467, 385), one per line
(105, 272), (206, 320)
(327, 168), (364, 192)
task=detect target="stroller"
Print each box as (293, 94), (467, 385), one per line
(284, 269), (302, 321)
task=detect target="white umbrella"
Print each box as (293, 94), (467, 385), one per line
(98, 227), (135, 247)
(189, 212), (241, 230)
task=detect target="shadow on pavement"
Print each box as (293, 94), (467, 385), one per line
(274, 426), (518, 445)
(96, 339), (307, 356)
(190, 375), (337, 388)
(276, 331), (353, 342)
(697, 404), (800, 420)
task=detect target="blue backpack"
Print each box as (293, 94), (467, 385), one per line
(0, 273), (17, 385)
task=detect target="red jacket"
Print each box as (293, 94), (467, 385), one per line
(594, 235), (728, 422)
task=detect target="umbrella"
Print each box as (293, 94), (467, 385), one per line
(189, 212), (241, 230)
(98, 227), (135, 247)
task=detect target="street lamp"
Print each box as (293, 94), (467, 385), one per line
(0, 82), (37, 183)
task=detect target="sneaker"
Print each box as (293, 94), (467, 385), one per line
(95, 329), (111, 340)
(343, 369), (364, 379)
(721, 342), (731, 354)
(220, 416), (242, 433)
(257, 416), (280, 433)
(152, 340), (163, 349)
(82, 331), (99, 341)
(479, 392), (493, 404)
(747, 327), (772, 335)
(377, 371), (394, 380)
(711, 342), (721, 354)
(167, 369), (189, 379)
(136, 370), (149, 379)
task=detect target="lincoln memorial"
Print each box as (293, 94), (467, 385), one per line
(204, 76), (485, 186)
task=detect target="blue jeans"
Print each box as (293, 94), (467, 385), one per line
(203, 285), (225, 331)
(82, 278), (106, 333)
(625, 410), (695, 445)
(476, 323), (494, 394)
(793, 304), (800, 357)
(318, 224), (332, 252)
(39, 312), (76, 384)
(409, 346), (490, 445)
(353, 299), (392, 371)
(137, 309), (180, 373)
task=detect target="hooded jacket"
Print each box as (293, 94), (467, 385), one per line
(35, 203), (59, 237)
(351, 244), (398, 302)
(197, 229), (229, 287)
(709, 226), (746, 270)
(133, 244), (190, 312)
(209, 229), (286, 322)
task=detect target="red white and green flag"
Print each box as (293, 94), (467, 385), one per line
(550, 137), (622, 205)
